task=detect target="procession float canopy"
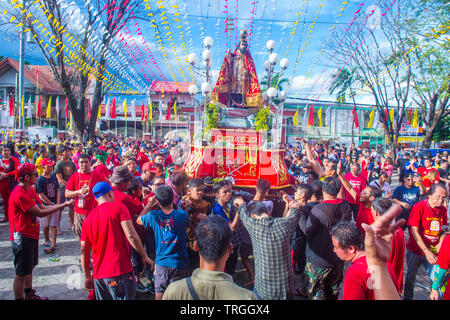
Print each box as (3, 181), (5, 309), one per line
(183, 29), (294, 190)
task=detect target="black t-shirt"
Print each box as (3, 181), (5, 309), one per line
(438, 167), (449, 179)
(35, 174), (59, 204)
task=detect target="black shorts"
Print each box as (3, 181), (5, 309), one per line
(11, 235), (39, 276)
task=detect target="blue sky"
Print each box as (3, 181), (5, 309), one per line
(0, 0), (405, 104)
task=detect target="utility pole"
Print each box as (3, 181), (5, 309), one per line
(18, 0), (27, 131)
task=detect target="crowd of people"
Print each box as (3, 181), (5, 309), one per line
(0, 132), (449, 301)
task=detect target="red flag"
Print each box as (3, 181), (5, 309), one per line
(110, 98), (116, 119)
(352, 107), (360, 128)
(308, 105), (314, 126)
(86, 99), (91, 119)
(65, 98), (69, 118)
(36, 96), (41, 117)
(165, 101), (171, 120)
(9, 96), (14, 116)
(141, 102), (145, 121)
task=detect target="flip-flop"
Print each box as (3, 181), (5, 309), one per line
(44, 247), (56, 254)
(42, 242), (51, 247)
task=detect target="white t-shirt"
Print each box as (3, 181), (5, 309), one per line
(369, 180), (391, 197)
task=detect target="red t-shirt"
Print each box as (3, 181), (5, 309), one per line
(136, 152), (150, 170)
(342, 256), (399, 300)
(344, 172), (367, 204)
(356, 203), (374, 233)
(81, 202), (133, 279)
(437, 235), (450, 300)
(389, 228), (405, 294)
(417, 167), (440, 188)
(112, 188), (145, 240)
(66, 171), (107, 215)
(0, 156), (21, 179)
(93, 163), (111, 180)
(406, 200), (448, 255)
(8, 185), (42, 240)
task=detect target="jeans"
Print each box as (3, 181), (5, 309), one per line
(94, 272), (136, 300)
(404, 250), (434, 300)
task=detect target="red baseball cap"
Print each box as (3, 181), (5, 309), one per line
(142, 162), (159, 173)
(41, 158), (55, 166)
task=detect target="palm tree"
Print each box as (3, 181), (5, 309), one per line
(260, 71), (290, 92)
(329, 68), (362, 144)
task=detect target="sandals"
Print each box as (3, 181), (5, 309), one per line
(42, 241), (51, 247)
(44, 247), (56, 254)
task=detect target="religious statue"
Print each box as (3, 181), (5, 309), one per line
(210, 28), (263, 109)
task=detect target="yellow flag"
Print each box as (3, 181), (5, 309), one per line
(46, 96), (52, 119)
(148, 99), (152, 122)
(318, 107), (323, 127)
(367, 109), (375, 128)
(21, 96), (24, 117)
(123, 98), (127, 119)
(411, 109), (418, 128)
(97, 103), (101, 119)
(293, 108), (299, 126)
(173, 101), (177, 121)
(389, 108), (394, 124)
(66, 121), (70, 129)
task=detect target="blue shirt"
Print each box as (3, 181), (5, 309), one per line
(212, 202), (233, 222)
(392, 185), (421, 208)
(140, 209), (189, 268)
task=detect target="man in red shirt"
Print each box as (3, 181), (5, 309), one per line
(342, 162), (367, 221)
(136, 144), (150, 171)
(355, 186), (382, 233)
(65, 154), (106, 239)
(0, 145), (21, 222)
(404, 183), (448, 300)
(430, 234), (450, 300)
(109, 166), (151, 289)
(10, 163), (73, 300)
(371, 197), (405, 294)
(331, 221), (400, 300)
(80, 181), (154, 300)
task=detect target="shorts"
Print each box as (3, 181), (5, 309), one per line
(72, 212), (86, 239)
(41, 211), (60, 228)
(154, 265), (189, 294)
(11, 234), (39, 276)
(94, 272), (136, 300)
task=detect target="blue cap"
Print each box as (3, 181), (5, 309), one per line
(92, 182), (113, 199)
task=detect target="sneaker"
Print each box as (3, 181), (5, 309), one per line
(136, 282), (149, 293)
(24, 289), (49, 300)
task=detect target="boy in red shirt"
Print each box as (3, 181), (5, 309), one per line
(331, 221), (400, 300)
(10, 163), (73, 300)
(404, 183), (448, 300)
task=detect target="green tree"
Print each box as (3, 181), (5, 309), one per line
(402, 0), (450, 148)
